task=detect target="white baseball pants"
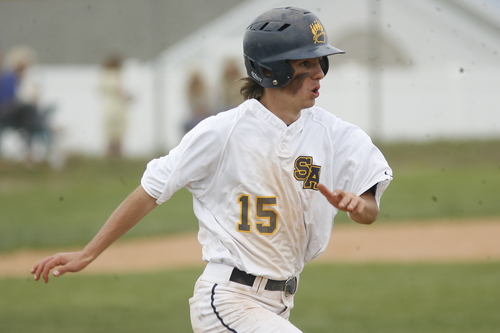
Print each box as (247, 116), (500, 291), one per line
(189, 262), (303, 333)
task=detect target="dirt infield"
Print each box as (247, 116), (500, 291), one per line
(2, 219), (499, 279)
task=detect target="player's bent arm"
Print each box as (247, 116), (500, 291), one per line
(31, 185), (158, 283)
(317, 183), (379, 225)
(81, 185), (158, 260)
(347, 191), (379, 225)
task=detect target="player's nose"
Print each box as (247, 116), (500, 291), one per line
(312, 59), (325, 80)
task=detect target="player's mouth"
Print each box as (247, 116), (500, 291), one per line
(311, 86), (320, 98)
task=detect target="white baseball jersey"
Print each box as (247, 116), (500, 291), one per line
(141, 98), (392, 280)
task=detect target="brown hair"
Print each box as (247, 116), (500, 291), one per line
(239, 77), (264, 100)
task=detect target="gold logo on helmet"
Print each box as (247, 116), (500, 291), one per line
(310, 20), (326, 44)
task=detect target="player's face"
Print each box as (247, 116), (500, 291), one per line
(282, 57), (325, 110)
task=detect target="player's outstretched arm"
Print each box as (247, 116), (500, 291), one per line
(317, 183), (379, 225)
(31, 185), (158, 283)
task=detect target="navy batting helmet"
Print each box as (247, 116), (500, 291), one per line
(243, 7), (345, 88)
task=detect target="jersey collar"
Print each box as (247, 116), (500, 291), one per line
(245, 99), (306, 135)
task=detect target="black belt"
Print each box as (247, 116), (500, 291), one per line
(229, 267), (297, 296)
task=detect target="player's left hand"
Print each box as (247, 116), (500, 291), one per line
(317, 183), (378, 224)
(317, 184), (365, 213)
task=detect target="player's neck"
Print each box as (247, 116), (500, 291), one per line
(259, 92), (301, 126)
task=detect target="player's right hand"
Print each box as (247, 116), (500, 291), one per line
(31, 251), (93, 283)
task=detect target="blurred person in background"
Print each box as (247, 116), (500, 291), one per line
(98, 53), (132, 159)
(0, 45), (49, 165)
(184, 69), (212, 133)
(220, 58), (243, 110)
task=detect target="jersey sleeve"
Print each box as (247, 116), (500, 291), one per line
(330, 121), (393, 207)
(141, 115), (226, 204)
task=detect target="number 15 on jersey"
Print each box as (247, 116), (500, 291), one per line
(238, 195), (278, 235)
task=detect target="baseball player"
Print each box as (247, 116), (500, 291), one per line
(31, 7), (392, 333)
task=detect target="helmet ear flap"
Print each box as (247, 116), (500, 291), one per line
(244, 56), (265, 84)
(265, 60), (294, 88)
(245, 56), (295, 88)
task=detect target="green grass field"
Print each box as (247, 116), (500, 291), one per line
(2, 263), (499, 333)
(1, 139), (500, 332)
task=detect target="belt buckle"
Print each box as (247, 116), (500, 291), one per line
(284, 277), (297, 297)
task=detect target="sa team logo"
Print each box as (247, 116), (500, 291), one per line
(294, 156), (321, 190)
(310, 20), (326, 44)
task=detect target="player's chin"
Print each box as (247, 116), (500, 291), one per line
(304, 98), (316, 109)
(307, 91), (319, 104)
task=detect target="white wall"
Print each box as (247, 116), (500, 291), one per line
(1, 60), (157, 160)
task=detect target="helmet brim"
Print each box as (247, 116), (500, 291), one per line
(264, 44), (344, 63)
